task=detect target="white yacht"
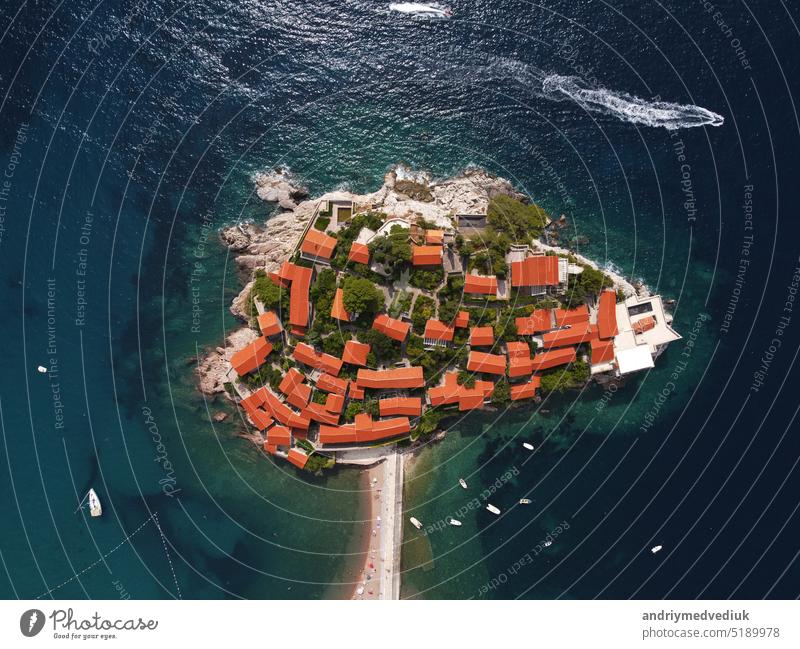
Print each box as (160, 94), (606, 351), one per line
(458, 478), (467, 489)
(519, 498), (531, 505)
(37, 365), (48, 374)
(651, 545), (663, 554)
(523, 442), (534, 451)
(88, 489), (102, 517)
(409, 517), (423, 530)
(447, 517), (462, 527)
(486, 504), (501, 515)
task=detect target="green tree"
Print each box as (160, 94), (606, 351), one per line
(487, 195), (549, 243)
(342, 276), (385, 318)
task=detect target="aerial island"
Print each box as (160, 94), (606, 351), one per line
(197, 165), (681, 598)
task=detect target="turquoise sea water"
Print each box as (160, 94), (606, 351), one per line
(1, 0), (799, 599)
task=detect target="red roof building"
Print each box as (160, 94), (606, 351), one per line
(554, 304), (589, 327)
(510, 376), (541, 401)
(428, 372), (492, 410)
(424, 319), (455, 343)
(248, 409), (274, 431)
(230, 336), (273, 376)
(348, 241), (370, 265)
(591, 338), (615, 364)
(411, 245), (443, 266)
(633, 316), (655, 334)
(286, 448), (309, 469)
(331, 287), (350, 322)
(467, 351), (506, 375)
(285, 384), (312, 410)
(316, 373), (349, 395)
(356, 366), (425, 389)
(470, 326), (494, 347)
(324, 393), (345, 413)
(266, 425), (291, 446)
(597, 289), (619, 339)
(317, 416), (411, 444)
(506, 341), (530, 358)
(515, 309), (553, 335)
(511, 255), (560, 287)
(342, 340), (370, 366)
(379, 397), (423, 417)
(530, 347), (577, 371)
(302, 402), (340, 425)
(508, 356), (534, 378)
(292, 343), (343, 376)
(540, 323), (595, 349)
(425, 230), (444, 245)
(464, 274), (498, 295)
(279, 368), (305, 395)
(289, 265), (313, 332)
(348, 381), (365, 400)
(372, 314), (411, 341)
(257, 311), (283, 337)
(301, 228), (337, 260)
(453, 311), (470, 328)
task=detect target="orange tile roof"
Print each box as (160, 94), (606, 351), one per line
(301, 228), (337, 260)
(249, 408), (274, 431)
(597, 289), (618, 339)
(289, 265), (313, 330)
(240, 387), (268, 414)
(342, 340), (370, 366)
(264, 442), (279, 455)
(540, 323), (595, 349)
(511, 255), (560, 287)
(632, 315), (655, 335)
(554, 304), (589, 327)
(262, 390), (295, 426)
(324, 393), (345, 413)
(464, 274), (498, 295)
(292, 343), (343, 376)
(428, 372), (492, 410)
(453, 311), (470, 328)
(470, 326), (494, 347)
(424, 319), (455, 342)
(411, 245), (443, 266)
(425, 229), (444, 245)
(530, 347), (577, 371)
(317, 417), (410, 444)
(515, 309), (552, 335)
(316, 373), (349, 395)
(428, 373), (462, 406)
(508, 356), (535, 378)
(379, 397), (423, 417)
(356, 366), (425, 389)
(458, 387), (485, 411)
(318, 423), (358, 444)
(331, 288), (350, 321)
(267, 425), (291, 446)
(348, 381), (365, 400)
(319, 353), (343, 376)
(286, 412), (310, 431)
(348, 241), (370, 265)
(230, 336), (273, 376)
(286, 448), (309, 469)
(257, 311), (283, 337)
(506, 341), (530, 358)
(372, 314), (411, 341)
(475, 380), (495, 399)
(285, 383), (312, 410)
(591, 338), (615, 364)
(510, 376), (541, 401)
(279, 368), (305, 395)
(302, 401), (340, 425)
(467, 351), (506, 375)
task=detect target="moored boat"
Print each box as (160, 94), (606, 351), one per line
(651, 545), (663, 554)
(458, 478), (467, 489)
(37, 365), (47, 374)
(486, 504), (501, 515)
(409, 516), (423, 530)
(88, 489), (102, 517)
(523, 442), (534, 451)
(519, 498), (531, 505)
(447, 517), (462, 527)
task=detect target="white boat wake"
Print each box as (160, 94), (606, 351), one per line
(542, 75), (724, 130)
(389, 3), (451, 19)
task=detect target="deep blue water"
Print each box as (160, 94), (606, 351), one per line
(0, 0), (798, 599)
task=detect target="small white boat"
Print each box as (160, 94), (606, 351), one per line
(486, 504), (501, 515)
(458, 478), (467, 489)
(409, 517), (423, 530)
(519, 498), (531, 505)
(523, 442), (534, 451)
(88, 489), (102, 517)
(37, 365), (48, 374)
(543, 540), (552, 548)
(447, 517), (462, 527)
(389, 2), (451, 18)
(651, 545), (663, 554)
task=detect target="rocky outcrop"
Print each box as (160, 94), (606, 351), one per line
(254, 169), (308, 210)
(196, 327), (259, 395)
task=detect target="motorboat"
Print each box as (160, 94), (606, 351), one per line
(409, 517), (423, 530)
(651, 545), (663, 554)
(523, 442), (534, 451)
(447, 517), (462, 527)
(519, 498), (531, 505)
(486, 504), (501, 515)
(37, 365), (47, 373)
(458, 478), (467, 489)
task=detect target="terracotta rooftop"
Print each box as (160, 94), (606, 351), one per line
(510, 376), (541, 401)
(316, 373), (349, 395)
(515, 309), (553, 335)
(591, 338), (615, 365)
(302, 401), (340, 425)
(425, 229), (444, 245)
(466, 351), (506, 375)
(348, 241), (370, 265)
(597, 289), (619, 339)
(342, 340), (370, 366)
(633, 315), (655, 335)
(248, 408), (274, 431)
(348, 381), (365, 400)
(289, 265), (313, 331)
(379, 397), (423, 417)
(411, 245), (443, 266)
(286, 448), (309, 469)
(257, 311), (283, 337)
(453, 311), (470, 328)
(464, 274), (498, 295)
(470, 326), (495, 347)
(372, 313), (411, 341)
(318, 416), (411, 444)
(324, 393), (345, 414)
(554, 304), (589, 327)
(424, 319), (455, 342)
(230, 336), (273, 376)
(266, 425), (291, 446)
(292, 343), (343, 376)
(540, 323), (595, 349)
(331, 287), (350, 321)
(508, 356), (535, 378)
(506, 341), (530, 358)
(279, 368), (305, 396)
(300, 228), (337, 260)
(511, 255), (560, 287)
(356, 366), (425, 389)
(530, 347), (577, 371)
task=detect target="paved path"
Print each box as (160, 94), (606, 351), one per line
(378, 450), (403, 600)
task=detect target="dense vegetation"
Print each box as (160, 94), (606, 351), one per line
(251, 269), (290, 318)
(330, 211), (385, 269)
(342, 275), (385, 320)
(409, 267), (444, 291)
(486, 195), (549, 242)
(411, 295), (436, 334)
(369, 224), (412, 278)
(539, 361), (590, 394)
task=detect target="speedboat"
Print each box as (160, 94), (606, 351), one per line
(523, 442), (534, 451)
(651, 545), (663, 554)
(389, 3), (451, 18)
(486, 504), (501, 515)
(37, 365), (47, 373)
(519, 498), (531, 505)
(447, 517), (462, 527)
(543, 540), (552, 548)
(88, 489), (102, 517)
(409, 517), (423, 530)
(458, 478), (467, 489)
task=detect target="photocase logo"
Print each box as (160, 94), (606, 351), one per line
(20, 609), (45, 637)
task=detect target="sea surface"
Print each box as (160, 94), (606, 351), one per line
(0, 0), (798, 599)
